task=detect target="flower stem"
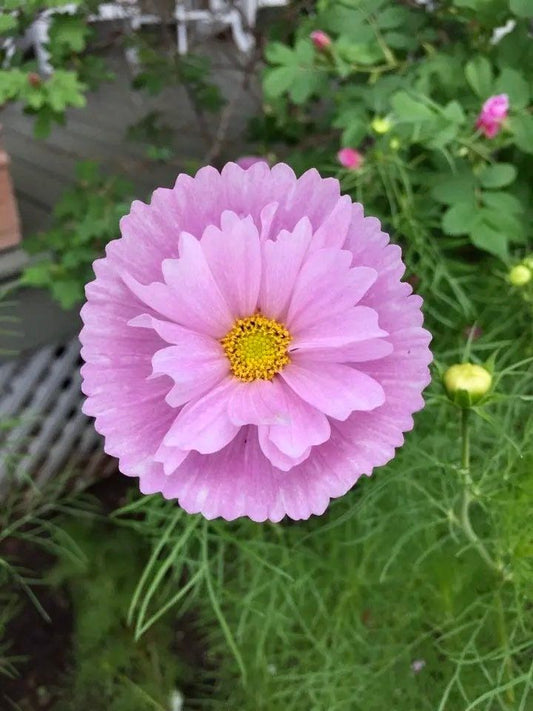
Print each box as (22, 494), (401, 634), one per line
(461, 407), (470, 473)
(459, 408), (500, 574)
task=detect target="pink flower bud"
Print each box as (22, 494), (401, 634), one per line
(475, 94), (509, 139)
(310, 30), (332, 51)
(337, 147), (363, 170)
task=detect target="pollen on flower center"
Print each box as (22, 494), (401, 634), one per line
(221, 314), (291, 382)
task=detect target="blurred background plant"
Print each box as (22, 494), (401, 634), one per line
(0, 0), (532, 709)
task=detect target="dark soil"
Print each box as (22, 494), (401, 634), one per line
(0, 578), (72, 711)
(0, 467), (128, 711)
(1, 469), (213, 711)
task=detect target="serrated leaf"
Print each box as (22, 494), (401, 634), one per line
(479, 163), (517, 188)
(48, 14), (89, 53)
(465, 56), (493, 98)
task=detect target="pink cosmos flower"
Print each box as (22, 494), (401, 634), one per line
(476, 94), (509, 138)
(80, 162), (432, 522)
(337, 148), (363, 170)
(236, 155), (268, 170)
(310, 30), (332, 51)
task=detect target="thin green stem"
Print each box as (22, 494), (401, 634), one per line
(461, 407), (470, 473)
(459, 408), (501, 574)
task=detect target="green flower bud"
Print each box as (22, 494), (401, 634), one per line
(389, 137), (400, 151)
(522, 255), (533, 270)
(371, 117), (392, 134)
(509, 264), (532, 287)
(443, 363), (492, 408)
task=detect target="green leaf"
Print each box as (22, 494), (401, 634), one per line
(391, 91), (434, 121)
(342, 121), (367, 146)
(45, 70), (87, 112)
(33, 109), (53, 139)
(479, 163), (517, 188)
(265, 42), (295, 66)
(75, 160), (101, 184)
(442, 201), (478, 236)
(431, 171), (476, 204)
(509, 114), (533, 154)
(51, 279), (84, 309)
(482, 207), (525, 243)
(0, 14), (18, 33)
(470, 221), (508, 260)
(21, 263), (53, 287)
(376, 6), (410, 29)
(336, 38), (384, 66)
(48, 14), (89, 53)
(264, 66), (299, 98)
(465, 56), (493, 98)
(495, 67), (529, 109)
(509, 0), (532, 17)
(481, 191), (523, 214)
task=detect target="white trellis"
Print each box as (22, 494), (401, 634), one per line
(3, 0), (289, 75)
(0, 339), (115, 492)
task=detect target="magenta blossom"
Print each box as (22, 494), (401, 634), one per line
(80, 162), (432, 522)
(236, 155), (268, 170)
(337, 148), (363, 170)
(310, 30), (332, 50)
(476, 94), (509, 138)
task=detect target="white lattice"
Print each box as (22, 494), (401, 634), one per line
(0, 339), (115, 491)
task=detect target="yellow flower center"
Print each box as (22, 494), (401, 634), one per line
(221, 314), (291, 382)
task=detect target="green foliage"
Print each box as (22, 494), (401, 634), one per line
(0, 1), (223, 139)
(21, 161), (135, 309)
(49, 518), (186, 711)
(261, 0), (533, 261)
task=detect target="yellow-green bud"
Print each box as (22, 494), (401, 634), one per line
(508, 264), (532, 287)
(443, 363), (492, 408)
(371, 117), (392, 134)
(389, 137), (400, 151)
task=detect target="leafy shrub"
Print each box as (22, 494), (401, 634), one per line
(262, 0), (532, 260)
(20, 161), (135, 309)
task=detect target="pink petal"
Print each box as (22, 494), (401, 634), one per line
(258, 427), (312, 471)
(163, 378), (239, 454)
(265, 385), (330, 458)
(160, 232), (234, 336)
(154, 442), (190, 475)
(129, 313), (206, 344)
(311, 194), (353, 250)
(290, 305), (386, 350)
(287, 251), (377, 331)
(303, 338), (393, 362)
(152, 344), (228, 407)
(227, 379), (289, 426)
(281, 360), (385, 420)
(200, 214), (261, 318)
(259, 217), (313, 320)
